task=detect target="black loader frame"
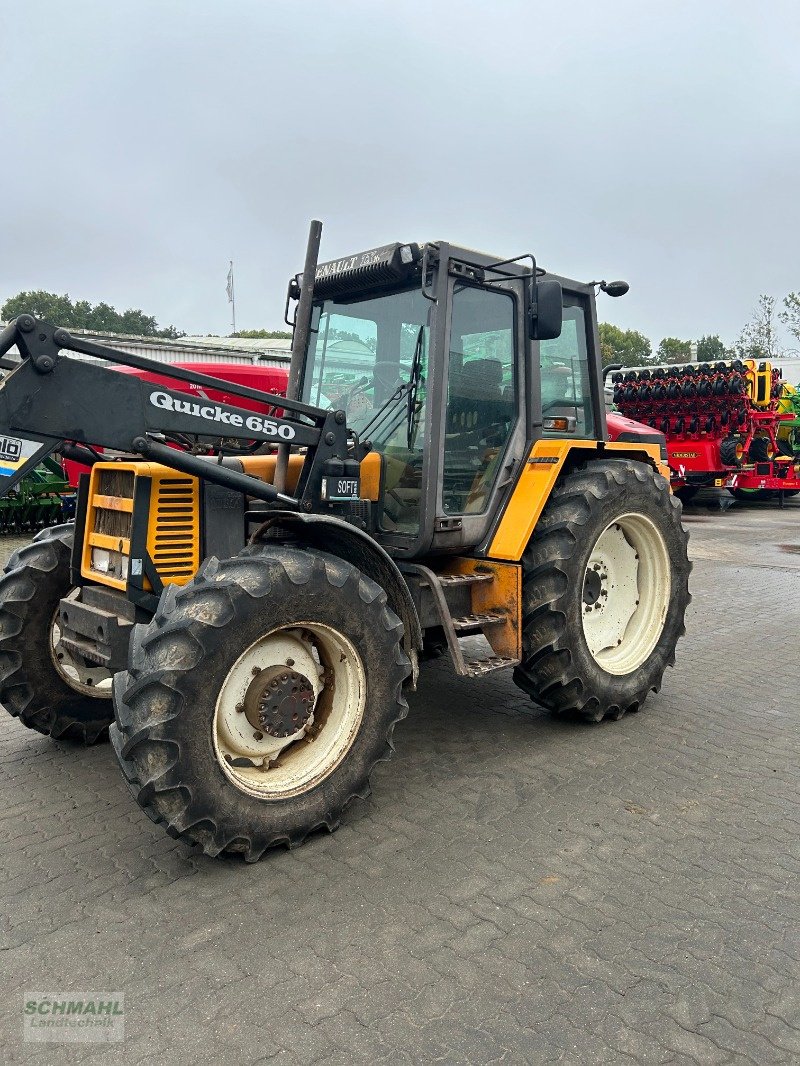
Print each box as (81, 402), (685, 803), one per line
(0, 315), (353, 510)
(0, 297), (423, 660)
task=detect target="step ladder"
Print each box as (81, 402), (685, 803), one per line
(400, 563), (520, 678)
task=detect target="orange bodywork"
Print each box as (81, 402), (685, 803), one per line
(488, 438), (668, 562)
(437, 556), (522, 660)
(236, 451), (382, 502)
(81, 461), (200, 591)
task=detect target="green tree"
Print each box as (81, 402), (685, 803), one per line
(696, 334), (726, 362)
(736, 294), (783, 360)
(657, 337), (692, 364)
(231, 329), (293, 340)
(597, 322), (652, 367)
(779, 292), (800, 349)
(1, 291), (74, 323)
(1, 290), (183, 339)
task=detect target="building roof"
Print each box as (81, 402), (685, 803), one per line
(0, 324), (292, 367)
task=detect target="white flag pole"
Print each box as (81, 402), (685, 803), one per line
(226, 260), (236, 334)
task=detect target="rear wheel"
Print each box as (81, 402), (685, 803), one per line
(748, 437), (774, 462)
(0, 524), (113, 742)
(720, 437), (743, 466)
(111, 545), (410, 859)
(729, 488), (775, 501)
(513, 460), (690, 722)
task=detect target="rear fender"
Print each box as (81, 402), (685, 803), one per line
(488, 439), (668, 562)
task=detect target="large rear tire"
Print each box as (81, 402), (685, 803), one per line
(111, 545), (411, 859)
(513, 460), (690, 722)
(0, 524), (113, 743)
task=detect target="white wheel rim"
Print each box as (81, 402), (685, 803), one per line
(213, 623), (366, 799)
(49, 611), (113, 698)
(581, 513), (671, 675)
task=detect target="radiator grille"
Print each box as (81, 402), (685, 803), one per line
(150, 478), (198, 579)
(85, 464), (200, 589)
(93, 508), (132, 539)
(93, 468), (134, 540)
(97, 469), (135, 499)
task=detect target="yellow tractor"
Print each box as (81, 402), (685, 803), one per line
(0, 224), (689, 859)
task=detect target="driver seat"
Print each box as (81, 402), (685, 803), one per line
(448, 358), (504, 431)
(444, 358), (510, 511)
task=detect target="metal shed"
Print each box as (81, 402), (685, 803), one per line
(0, 325), (292, 368)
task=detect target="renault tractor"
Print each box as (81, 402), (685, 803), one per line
(0, 223), (690, 860)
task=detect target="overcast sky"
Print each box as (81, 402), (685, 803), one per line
(1, 1), (798, 347)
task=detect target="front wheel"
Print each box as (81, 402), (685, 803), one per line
(111, 545), (411, 859)
(0, 525), (113, 742)
(513, 460), (691, 722)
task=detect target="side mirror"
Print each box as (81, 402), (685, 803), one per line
(529, 279), (563, 341)
(600, 279), (629, 298)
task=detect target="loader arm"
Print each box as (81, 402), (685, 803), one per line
(0, 315), (352, 509)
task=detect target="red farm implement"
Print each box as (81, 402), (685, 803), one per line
(610, 359), (800, 503)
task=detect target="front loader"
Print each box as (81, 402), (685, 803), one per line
(0, 224), (690, 859)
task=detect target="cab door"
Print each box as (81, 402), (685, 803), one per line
(434, 277), (528, 551)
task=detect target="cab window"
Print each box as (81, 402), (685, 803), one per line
(540, 304), (595, 438)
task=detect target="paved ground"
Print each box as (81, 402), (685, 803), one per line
(1, 493), (798, 1064)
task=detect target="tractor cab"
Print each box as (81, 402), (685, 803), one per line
(296, 241), (606, 558)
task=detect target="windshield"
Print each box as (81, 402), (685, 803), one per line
(302, 286), (433, 535)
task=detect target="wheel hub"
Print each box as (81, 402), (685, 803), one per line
(244, 666), (316, 738)
(581, 514), (670, 675)
(214, 622), (366, 801)
(583, 567), (603, 606)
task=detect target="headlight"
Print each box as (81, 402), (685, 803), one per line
(90, 548), (111, 573)
(90, 548), (129, 580)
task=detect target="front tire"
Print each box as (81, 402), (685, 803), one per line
(0, 524), (113, 743)
(513, 460), (690, 722)
(111, 545), (410, 860)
